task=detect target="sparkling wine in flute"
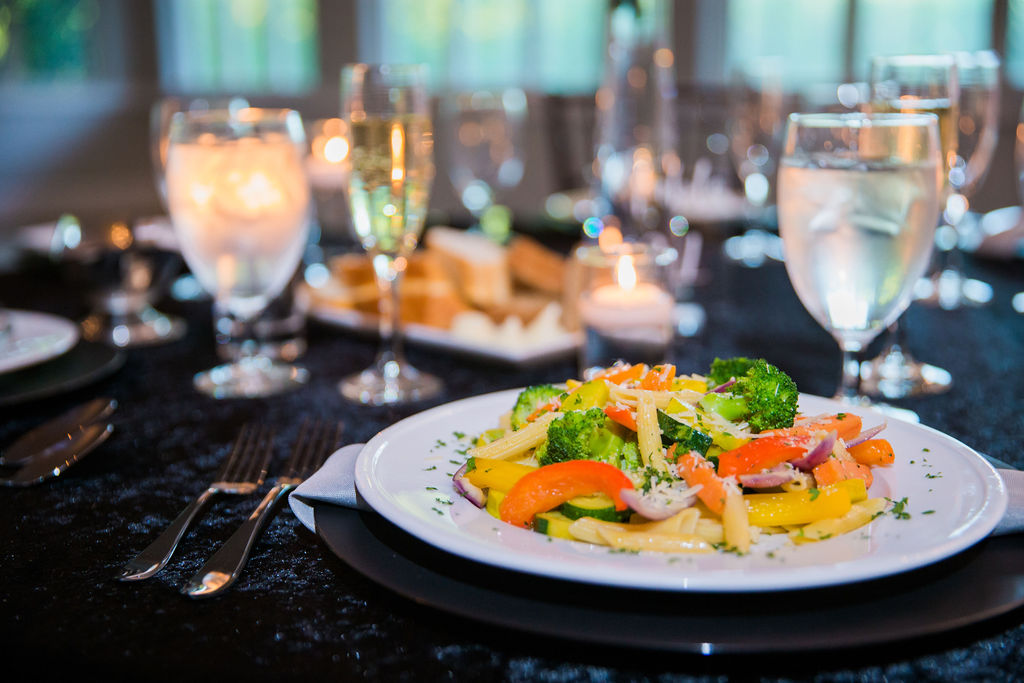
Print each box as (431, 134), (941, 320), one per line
(778, 160), (938, 349)
(872, 99), (958, 177)
(347, 114), (433, 256)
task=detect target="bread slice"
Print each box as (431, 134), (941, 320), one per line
(316, 251), (469, 329)
(424, 226), (511, 308)
(507, 235), (566, 295)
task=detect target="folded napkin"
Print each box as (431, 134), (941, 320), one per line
(288, 445), (1024, 537)
(288, 444), (368, 532)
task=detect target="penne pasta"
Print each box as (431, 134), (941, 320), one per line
(470, 411), (561, 461)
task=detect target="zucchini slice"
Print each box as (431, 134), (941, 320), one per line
(560, 493), (628, 522)
(533, 511), (575, 539)
(657, 410), (713, 455)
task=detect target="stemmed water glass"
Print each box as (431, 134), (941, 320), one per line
(777, 113), (941, 407)
(918, 50), (1001, 309)
(860, 54), (958, 399)
(441, 87), (528, 242)
(337, 64), (441, 405)
(164, 108), (312, 398)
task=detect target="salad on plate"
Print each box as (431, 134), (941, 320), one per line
(453, 358), (896, 554)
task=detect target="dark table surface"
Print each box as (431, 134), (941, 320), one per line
(2, 241), (1023, 682)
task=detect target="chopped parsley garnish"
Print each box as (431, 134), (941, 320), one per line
(887, 496), (911, 520)
(425, 486), (438, 491)
(452, 431), (466, 440)
(808, 488), (820, 501)
(925, 473), (942, 479)
(922, 510), (935, 515)
(431, 507), (444, 516)
(423, 465), (437, 471)
(434, 439), (447, 448)
(435, 498), (453, 505)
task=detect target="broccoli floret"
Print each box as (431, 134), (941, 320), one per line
(707, 356), (757, 387)
(702, 358), (799, 433)
(510, 384), (563, 430)
(538, 408), (638, 471)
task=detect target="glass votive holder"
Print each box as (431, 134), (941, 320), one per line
(575, 243), (677, 377)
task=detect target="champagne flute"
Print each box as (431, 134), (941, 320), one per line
(337, 63), (441, 405)
(778, 113), (941, 406)
(165, 108), (311, 398)
(919, 50), (1001, 309)
(860, 54), (957, 399)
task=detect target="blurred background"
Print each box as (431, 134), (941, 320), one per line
(0, 0), (1022, 233)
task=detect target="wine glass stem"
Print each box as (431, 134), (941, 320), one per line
(373, 255), (406, 372)
(836, 342), (865, 404)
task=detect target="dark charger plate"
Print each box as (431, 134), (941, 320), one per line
(315, 504), (1024, 654)
(0, 341), (124, 406)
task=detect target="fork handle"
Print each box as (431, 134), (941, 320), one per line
(117, 487), (218, 581)
(182, 482), (294, 598)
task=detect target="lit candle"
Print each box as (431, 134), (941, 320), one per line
(579, 254), (674, 331)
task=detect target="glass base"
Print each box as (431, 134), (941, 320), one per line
(860, 346), (952, 400)
(81, 306), (187, 348)
(194, 358), (309, 399)
(339, 360), (442, 406)
(914, 269), (993, 310)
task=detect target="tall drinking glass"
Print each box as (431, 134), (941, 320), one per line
(922, 50), (1001, 309)
(861, 54), (957, 399)
(165, 108), (311, 398)
(338, 64), (441, 405)
(778, 113), (941, 406)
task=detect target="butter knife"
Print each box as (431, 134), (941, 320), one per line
(0, 421), (113, 487)
(1, 397), (117, 466)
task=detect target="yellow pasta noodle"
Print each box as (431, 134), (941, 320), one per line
(470, 412), (561, 461)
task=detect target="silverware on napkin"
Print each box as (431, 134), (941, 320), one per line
(117, 424), (274, 581)
(183, 419), (342, 598)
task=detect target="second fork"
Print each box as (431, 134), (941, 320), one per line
(183, 419), (342, 598)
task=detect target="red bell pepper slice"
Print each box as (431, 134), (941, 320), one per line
(603, 404), (638, 432)
(498, 460), (635, 528)
(716, 435), (811, 478)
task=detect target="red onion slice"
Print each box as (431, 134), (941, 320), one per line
(453, 462), (486, 508)
(707, 379), (737, 394)
(620, 486), (699, 521)
(845, 422), (888, 448)
(788, 431), (837, 471)
(738, 465), (796, 488)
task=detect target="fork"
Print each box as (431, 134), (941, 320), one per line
(117, 424), (274, 581)
(182, 419), (342, 598)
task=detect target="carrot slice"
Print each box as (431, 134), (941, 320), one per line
(594, 363), (646, 385)
(812, 457), (873, 489)
(675, 447), (738, 516)
(761, 413), (863, 443)
(640, 364), (677, 391)
(603, 404), (638, 432)
(847, 439), (895, 467)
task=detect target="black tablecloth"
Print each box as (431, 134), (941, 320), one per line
(2, 246), (1023, 682)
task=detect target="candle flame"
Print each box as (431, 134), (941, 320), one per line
(615, 255), (637, 291)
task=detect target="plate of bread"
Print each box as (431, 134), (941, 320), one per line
(305, 227), (582, 365)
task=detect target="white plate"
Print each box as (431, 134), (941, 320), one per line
(309, 305), (581, 365)
(0, 310), (80, 375)
(355, 389), (1008, 593)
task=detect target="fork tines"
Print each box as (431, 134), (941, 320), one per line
(215, 423), (275, 486)
(283, 419), (342, 480)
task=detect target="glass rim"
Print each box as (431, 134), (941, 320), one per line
(342, 62), (429, 76)
(786, 112), (939, 129)
(171, 106), (301, 125)
(869, 53), (956, 68)
(573, 243), (678, 267)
